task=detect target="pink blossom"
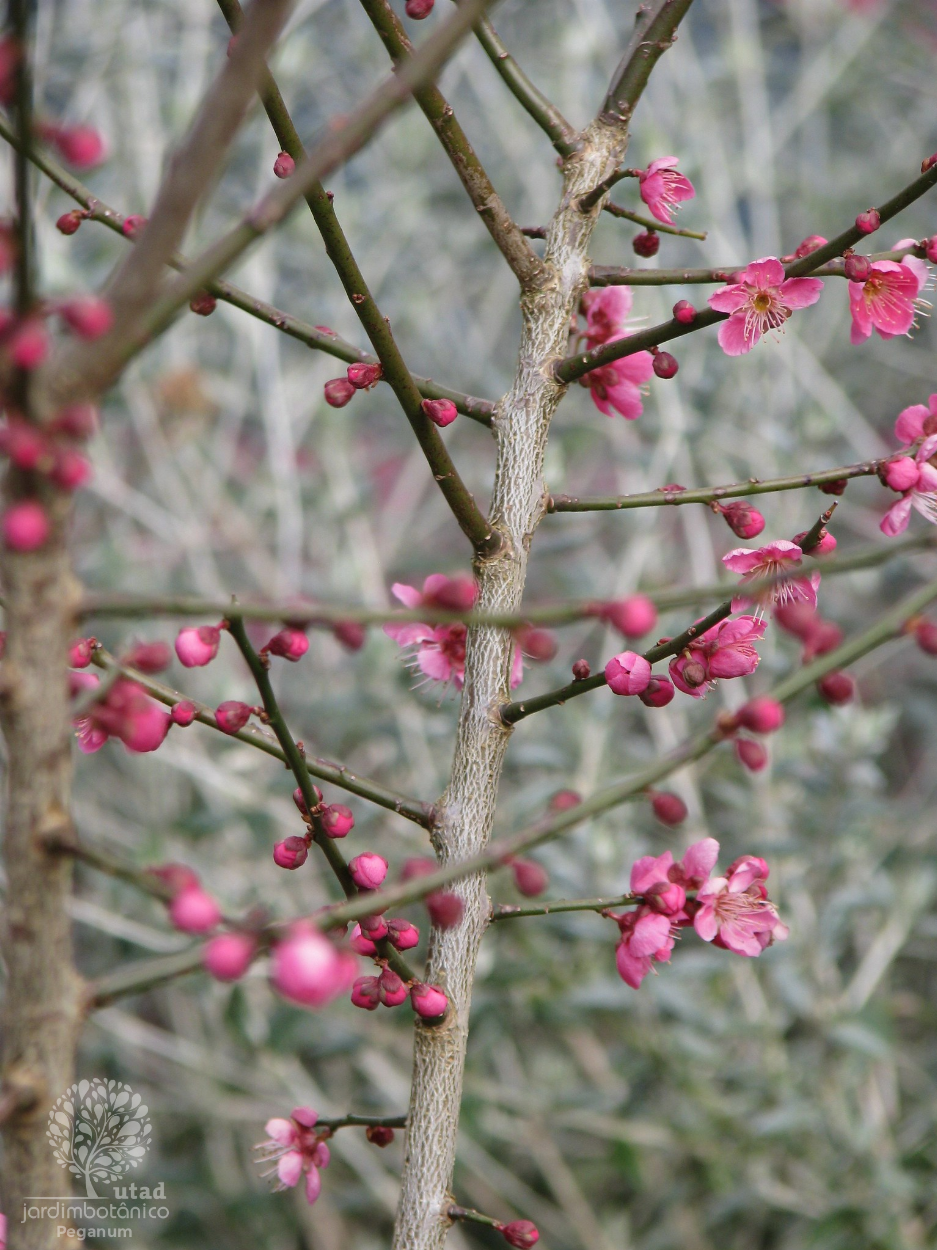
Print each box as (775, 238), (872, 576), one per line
(204, 932), (256, 981)
(169, 887), (221, 934)
(69, 637), (94, 667)
(426, 890), (463, 929)
(708, 257), (824, 356)
(379, 968), (409, 1007)
(215, 700), (252, 734)
(351, 975), (381, 1010)
(256, 1107), (331, 1205)
(410, 982), (449, 1018)
(271, 922), (357, 1009)
(175, 625), (221, 667)
(849, 257), (929, 344)
(581, 355), (655, 419)
(894, 393), (937, 445)
(74, 677), (170, 754)
(736, 696), (785, 734)
(349, 923), (378, 955)
(321, 804), (354, 837)
(638, 157), (695, 225)
(273, 836), (309, 870)
(595, 594), (658, 638)
(348, 362), (382, 390)
(722, 539), (820, 610)
(639, 675), (675, 707)
(581, 287), (635, 347)
(694, 857), (788, 957)
(615, 911), (675, 989)
(510, 858), (549, 896)
(604, 650), (651, 696)
(265, 627), (309, 661)
(0, 1210), (5, 1250)
(44, 123), (106, 169)
(170, 700), (197, 727)
(669, 616), (766, 698)
(880, 435), (937, 536)
(349, 852), (388, 890)
(387, 917), (420, 949)
(273, 151), (295, 179)
(421, 398), (458, 427)
(498, 1221), (540, 1249)
(59, 296), (113, 340)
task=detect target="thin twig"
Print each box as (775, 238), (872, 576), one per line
(490, 894), (638, 920)
(602, 201), (707, 238)
(601, 0), (698, 127)
(589, 246), (925, 287)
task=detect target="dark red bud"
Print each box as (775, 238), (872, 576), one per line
(650, 790), (687, 825)
(571, 658), (591, 680)
(189, 291), (216, 317)
(511, 858), (549, 897)
(56, 210), (85, 235)
(516, 625), (557, 662)
(681, 659), (707, 687)
(817, 671), (855, 705)
(497, 1220), (540, 1249)
(672, 300), (696, 324)
(366, 1125), (395, 1147)
(651, 350), (678, 379)
(855, 209), (880, 235)
(324, 378), (356, 408)
(638, 676), (675, 707)
(914, 618), (937, 655)
(734, 738), (768, 772)
(818, 478), (848, 496)
(632, 229), (660, 257)
(717, 500), (765, 539)
(332, 620), (366, 650)
(843, 252), (872, 282)
(405, 0), (434, 15)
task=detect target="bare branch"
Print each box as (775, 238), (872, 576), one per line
(601, 0), (697, 129)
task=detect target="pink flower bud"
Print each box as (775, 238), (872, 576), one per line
(717, 500), (765, 539)
(175, 625), (221, 667)
(122, 215), (147, 239)
(0, 419), (48, 469)
(215, 700), (252, 734)
(170, 700), (197, 727)
(324, 377), (356, 408)
(421, 398), (458, 427)
(650, 791), (687, 825)
(386, 917), (420, 949)
(926, 236), (937, 264)
(817, 670), (855, 705)
(923, 154), (937, 173)
(819, 478), (848, 496)
(379, 968), (409, 1007)
(914, 618), (937, 655)
(332, 620), (366, 650)
(802, 619), (843, 662)
(401, 856), (437, 881)
(56, 209), (85, 235)
(121, 700), (171, 753)
(149, 862), (200, 895)
(794, 528), (837, 556)
(605, 650), (652, 696)
(366, 1125), (395, 1146)
(516, 625), (557, 661)
(349, 852), (388, 890)
(265, 627), (309, 661)
(351, 975), (381, 1010)
(359, 913), (389, 940)
(203, 932), (256, 982)
(169, 887), (221, 934)
(60, 296), (113, 340)
(272, 922), (357, 1008)
(844, 252), (872, 282)
(672, 300), (696, 324)
(69, 638), (94, 668)
(49, 447), (92, 491)
(48, 124), (105, 169)
(347, 362), (382, 390)
(292, 784), (322, 818)
(53, 402), (99, 439)
(497, 1220), (540, 1249)
(737, 697), (785, 734)
(599, 595), (658, 639)
(549, 789), (581, 811)
(3, 500), (50, 551)
(632, 229), (659, 257)
(273, 836), (309, 870)
(9, 318), (49, 370)
(883, 456), (920, 492)
(855, 209), (880, 235)
(638, 675), (675, 708)
(426, 891), (463, 929)
(511, 858), (548, 897)
(734, 738), (768, 772)
(321, 804), (354, 838)
(572, 658), (591, 680)
(405, 0), (434, 17)
(651, 350), (678, 379)
(273, 151), (295, 179)
(349, 923), (378, 955)
(644, 879), (686, 914)
(410, 983), (448, 1019)
(189, 291), (217, 317)
(793, 235), (827, 259)
(123, 641), (171, 673)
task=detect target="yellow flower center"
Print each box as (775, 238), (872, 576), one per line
(752, 291), (773, 313)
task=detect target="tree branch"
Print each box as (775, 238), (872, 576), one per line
(589, 246), (926, 287)
(602, 200), (707, 237)
(356, 0), (546, 290)
(490, 894), (637, 920)
(601, 0), (698, 128)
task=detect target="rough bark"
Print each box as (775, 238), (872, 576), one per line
(0, 500), (84, 1248)
(392, 119), (630, 1250)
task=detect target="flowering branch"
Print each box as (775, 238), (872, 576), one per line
(89, 648), (434, 827)
(356, 0), (546, 290)
(547, 458), (885, 512)
(470, 13), (579, 158)
(602, 201), (707, 238)
(556, 160), (937, 384)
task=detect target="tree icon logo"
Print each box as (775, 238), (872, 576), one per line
(47, 1079), (152, 1197)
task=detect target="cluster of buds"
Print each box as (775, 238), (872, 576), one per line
(716, 695), (786, 773)
(774, 603), (855, 706)
(274, 784), (356, 869)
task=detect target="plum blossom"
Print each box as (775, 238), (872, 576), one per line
(849, 256), (929, 344)
(669, 615), (766, 698)
(72, 674), (170, 754)
(577, 287), (655, 419)
(638, 157), (695, 225)
(694, 856), (789, 956)
(879, 435), (937, 536)
(894, 393), (937, 446)
(384, 577), (522, 690)
(722, 539), (820, 612)
(708, 258), (824, 356)
(615, 911), (675, 989)
(256, 1107), (331, 1205)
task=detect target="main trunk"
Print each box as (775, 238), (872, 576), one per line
(392, 120), (629, 1250)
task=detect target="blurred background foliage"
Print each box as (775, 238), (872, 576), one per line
(6, 0), (937, 1246)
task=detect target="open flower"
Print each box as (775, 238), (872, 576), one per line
(895, 392), (937, 445)
(880, 435), (937, 536)
(384, 579), (522, 690)
(615, 910), (675, 989)
(708, 258), (824, 356)
(577, 286), (655, 419)
(72, 675), (170, 754)
(694, 856), (789, 956)
(256, 1107), (331, 1205)
(722, 539), (820, 612)
(669, 616), (766, 698)
(638, 157), (695, 225)
(849, 256), (929, 344)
